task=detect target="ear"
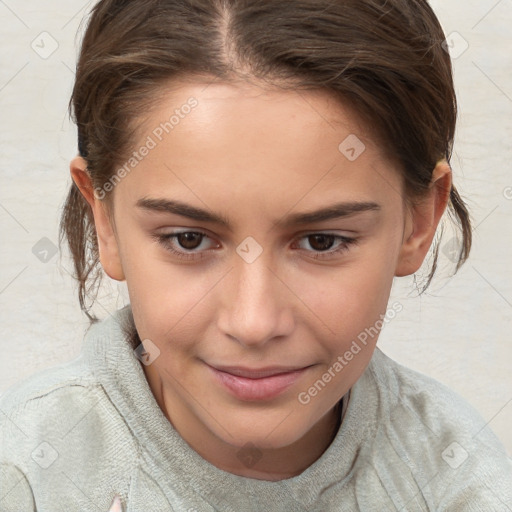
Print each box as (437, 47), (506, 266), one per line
(395, 159), (452, 277)
(70, 155), (125, 281)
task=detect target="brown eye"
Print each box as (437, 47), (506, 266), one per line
(307, 234), (336, 251)
(293, 233), (358, 260)
(176, 232), (204, 250)
(152, 230), (218, 262)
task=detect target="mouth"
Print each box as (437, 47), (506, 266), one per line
(205, 363), (312, 401)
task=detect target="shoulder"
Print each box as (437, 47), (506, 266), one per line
(0, 354), (108, 463)
(0, 358), (96, 506)
(0, 463), (35, 510)
(369, 347), (490, 429)
(0, 305), (136, 423)
(364, 348), (512, 507)
(0, 334), (107, 435)
(0, 311), (138, 460)
(0, 313), (140, 510)
(0, 351), (94, 413)
(369, 347), (506, 446)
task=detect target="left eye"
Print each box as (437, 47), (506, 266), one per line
(292, 234), (357, 259)
(153, 231), (357, 261)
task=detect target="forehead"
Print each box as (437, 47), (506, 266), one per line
(143, 79), (375, 142)
(116, 80), (404, 221)
(133, 80), (390, 170)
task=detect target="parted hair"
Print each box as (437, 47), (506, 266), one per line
(60, 0), (472, 321)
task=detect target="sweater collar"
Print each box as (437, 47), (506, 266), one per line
(82, 305), (380, 510)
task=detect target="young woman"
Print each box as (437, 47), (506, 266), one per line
(1, 1), (510, 510)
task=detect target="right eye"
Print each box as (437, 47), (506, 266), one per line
(152, 230), (220, 261)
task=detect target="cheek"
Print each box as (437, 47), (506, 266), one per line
(123, 251), (224, 355)
(127, 270), (211, 334)
(292, 255), (397, 405)
(118, 225), (192, 305)
(294, 249), (397, 338)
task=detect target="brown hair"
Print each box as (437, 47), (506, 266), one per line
(60, 0), (472, 322)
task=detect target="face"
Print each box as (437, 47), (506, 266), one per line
(73, 79), (447, 467)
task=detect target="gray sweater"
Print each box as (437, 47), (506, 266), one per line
(1, 305), (511, 511)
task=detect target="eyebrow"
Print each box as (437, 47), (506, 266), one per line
(136, 197), (381, 229)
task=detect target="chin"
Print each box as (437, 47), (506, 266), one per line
(212, 416), (311, 451)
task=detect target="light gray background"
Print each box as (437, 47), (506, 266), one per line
(1, 0), (511, 455)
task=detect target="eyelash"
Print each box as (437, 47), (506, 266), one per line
(152, 231), (358, 262)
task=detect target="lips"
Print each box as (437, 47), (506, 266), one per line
(210, 365), (307, 379)
(206, 363), (310, 401)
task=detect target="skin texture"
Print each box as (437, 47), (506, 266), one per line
(71, 80), (451, 482)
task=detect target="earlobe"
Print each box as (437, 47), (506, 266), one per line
(69, 155), (126, 282)
(395, 160), (452, 277)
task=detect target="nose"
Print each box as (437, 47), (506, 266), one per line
(217, 251), (294, 348)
